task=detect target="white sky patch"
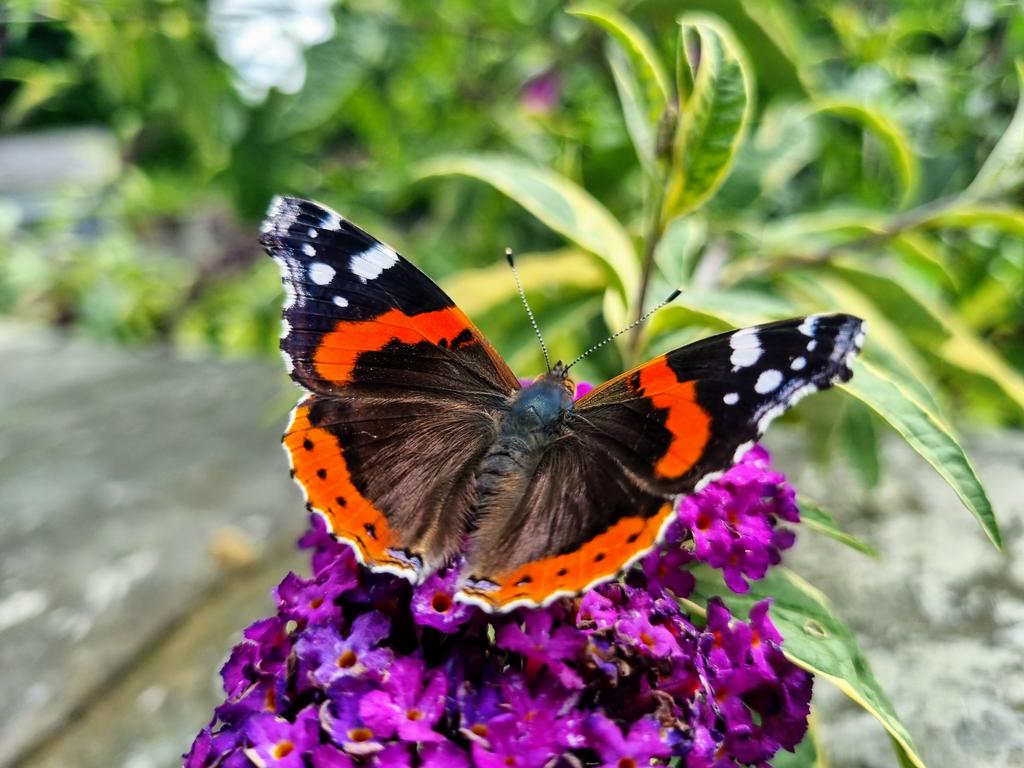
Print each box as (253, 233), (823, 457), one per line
(350, 243), (399, 282)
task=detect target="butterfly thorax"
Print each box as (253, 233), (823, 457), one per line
(470, 373), (574, 526)
(505, 373), (574, 440)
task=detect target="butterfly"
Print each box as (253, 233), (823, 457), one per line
(261, 196), (865, 612)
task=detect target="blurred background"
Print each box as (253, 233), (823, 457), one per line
(1, 1), (1022, 767)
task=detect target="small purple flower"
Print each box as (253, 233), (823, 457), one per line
(588, 713), (671, 768)
(521, 70), (560, 113)
(275, 569), (355, 627)
(323, 679), (384, 756)
(497, 608), (586, 688)
(294, 611), (392, 689)
(642, 545), (696, 598)
(617, 611), (678, 658)
(420, 740), (472, 768)
(359, 656), (447, 742)
(410, 561), (474, 632)
(675, 446), (799, 593)
(242, 707), (319, 768)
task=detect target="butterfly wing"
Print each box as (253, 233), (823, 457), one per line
(262, 196), (519, 579)
(459, 314), (864, 610)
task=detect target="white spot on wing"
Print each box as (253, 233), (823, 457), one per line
(332, 295), (349, 307)
(791, 356), (806, 371)
(309, 262), (335, 285)
(755, 369), (783, 394)
(729, 328), (762, 368)
(350, 243), (399, 283)
(302, 243), (316, 257)
(307, 228), (318, 238)
(807, 339), (818, 351)
(733, 440), (754, 463)
(798, 316), (818, 336)
(320, 211), (342, 230)
(723, 392), (739, 405)
(756, 382), (818, 433)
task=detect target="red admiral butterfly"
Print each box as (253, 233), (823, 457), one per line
(261, 196), (864, 612)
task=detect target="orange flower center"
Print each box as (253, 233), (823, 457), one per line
(431, 592), (452, 613)
(337, 650), (358, 668)
(272, 741), (294, 759)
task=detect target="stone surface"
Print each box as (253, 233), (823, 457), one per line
(0, 324), (304, 766)
(1, 324), (1022, 768)
(769, 430), (1024, 768)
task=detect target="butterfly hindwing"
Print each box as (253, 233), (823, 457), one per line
(459, 314), (864, 610)
(262, 197), (519, 579)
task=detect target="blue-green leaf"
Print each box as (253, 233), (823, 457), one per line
(840, 358), (1001, 548)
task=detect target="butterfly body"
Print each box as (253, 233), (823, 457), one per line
(262, 196), (865, 611)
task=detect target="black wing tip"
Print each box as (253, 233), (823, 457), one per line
(259, 195), (347, 249)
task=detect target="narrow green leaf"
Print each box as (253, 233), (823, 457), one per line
(441, 249), (604, 317)
(687, 567), (926, 768)
(828, 263), (1024, 418)
(664, 14), (754, 218)
(798, 496), (878, 557)
(968, 59), (1024, 199)
(606, 42), (657, 175)
(568, 3), (671, 114)
(840, 358), (1001, 548)
(807, 100), (918, 205)
(919, 203), (1024, 237)
(784, 271), (947, 420)
(416, 154), (639, 299)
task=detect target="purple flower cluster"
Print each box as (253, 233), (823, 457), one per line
(186, 446), (809, 768)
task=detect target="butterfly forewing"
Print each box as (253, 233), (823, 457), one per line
(263, 197), (518, 579)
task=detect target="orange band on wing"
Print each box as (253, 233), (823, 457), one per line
(637, 358), (711, 479)
(284, 400), (405, 570)
(313, 307), (472, 385)
(459, 502), (675, 611)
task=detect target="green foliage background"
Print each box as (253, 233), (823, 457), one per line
(2, 2), (1023, 764)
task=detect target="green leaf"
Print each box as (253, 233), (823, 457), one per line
(919, 203), (1024, 237)
(798, 496), (878, 557)
(606, 42), (658, 175)
(807, 100), (918, 206)
(568, 3), (671, 114)
(783, 270), (947, 421)
(664, 14), (754, 219)
(416, 154), (639, 299)
(968, 59), (1024, 199)
(441, 249), (605, 317)
(687, 567), (926, 768)
(840, 358), (1001, 548)
(828, 263), (1024, 418)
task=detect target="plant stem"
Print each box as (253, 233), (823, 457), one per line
(628, 182), (668, 362)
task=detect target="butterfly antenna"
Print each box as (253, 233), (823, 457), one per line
(565, 287), (682, 371)
(506, 248), (552, 372)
